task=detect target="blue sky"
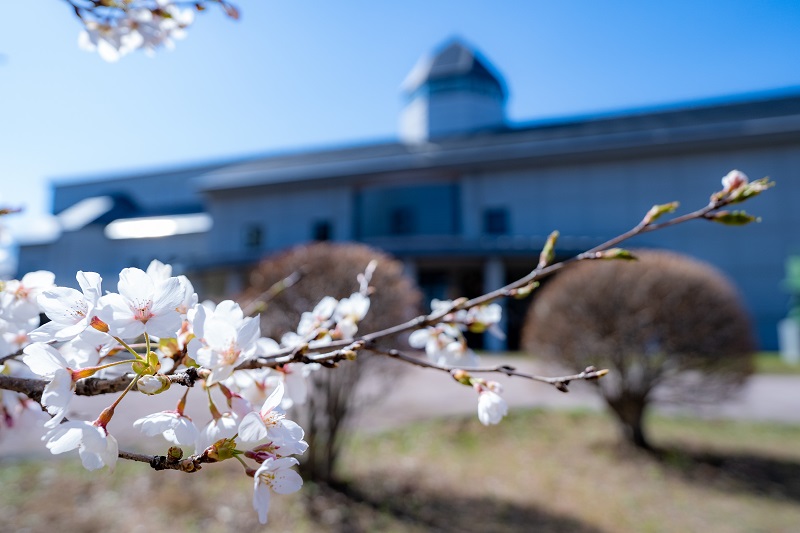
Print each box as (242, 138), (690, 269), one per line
(2, 1), (800, 247)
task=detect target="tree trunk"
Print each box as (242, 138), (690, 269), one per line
(606, 394), (650, 450)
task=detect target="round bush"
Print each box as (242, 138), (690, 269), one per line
(241, 241), (421, 481)
(243, 241), (420, 342)
(522, 250), (755, 449)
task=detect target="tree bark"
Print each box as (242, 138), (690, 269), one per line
(606, 394), (651, 450)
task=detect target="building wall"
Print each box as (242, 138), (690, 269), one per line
(17, 225), (210, 289)
(206, 185), (354, 258)
(461, 144), (800, 349)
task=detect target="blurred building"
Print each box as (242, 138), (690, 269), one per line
(16, 38), (800, 350)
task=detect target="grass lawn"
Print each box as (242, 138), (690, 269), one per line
(2, 410), (800, 532)
(755, 352), (800, 375)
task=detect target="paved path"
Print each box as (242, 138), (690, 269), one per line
(356, 356), (800, 429)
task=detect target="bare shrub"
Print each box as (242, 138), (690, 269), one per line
(242, 242), (421, 481)
(522, 250), (755, 449)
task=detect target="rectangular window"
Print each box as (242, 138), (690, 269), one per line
(483, 208), (509, 235)
(390, 207), (415, 235)
(244, 223), (264, 250)
(313, 220), (332, 241)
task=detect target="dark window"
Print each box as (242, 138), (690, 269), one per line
(483, 208), (509, 235)
(244, 224), (263, 250)
(390, 207), (415, 235)
(313, 220), (332, 241)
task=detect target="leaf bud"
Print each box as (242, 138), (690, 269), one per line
(642, 201), (679, 225)
(727, 177), (775, 204)
(511, 281), (539, 299)
(167, 447), (184, 461)
(708, 210), (760, 225)
(538, 231), (559, 269)
(596, 248), (636, 261)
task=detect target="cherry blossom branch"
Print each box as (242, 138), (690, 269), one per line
(0, 174), (770, 403)
(118, 448), (216, 473)
(242, 270), (303, 316)
(368, 347), (607, 393)
(0, 367), (205, 402)
(0, 348), (23, 364)
(244, 179), (771, 362)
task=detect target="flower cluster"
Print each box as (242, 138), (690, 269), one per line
(0, 257), (397, 524)
(0, 259), (314, 523)
(74, 1), (196, 62)
(409, 299), (503, 367)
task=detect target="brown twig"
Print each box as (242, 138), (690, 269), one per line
(0, 368), (207, 402)
(118, 448), (215, 473)
(242, 270), (303, 316)
(368, 347), (607, 393)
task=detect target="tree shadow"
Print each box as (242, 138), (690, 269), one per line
(304, 476), (608, 533)
(653, 444), (800, 503)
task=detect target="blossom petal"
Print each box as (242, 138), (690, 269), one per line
(260, 381), (284, 417)
(22, 343), (69, 377)
(238, 412), (268, 443)
(253, 481), (271, 524)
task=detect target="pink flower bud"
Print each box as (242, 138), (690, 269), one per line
(721, 170), (748, 193)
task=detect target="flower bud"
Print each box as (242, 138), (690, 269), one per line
(450, 369), (473, 386)
(206, 437), (238, 462)
(147, 350), (161, 372)
(137, 374), (171, 395)
(90, 316), (109, 333)
(721, 169), (748, 193)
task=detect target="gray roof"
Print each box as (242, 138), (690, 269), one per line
(401, 38), (506, 96)
(196, 89), (800, 194)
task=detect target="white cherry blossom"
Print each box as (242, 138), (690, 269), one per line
(134, 410), (197, 446)
(145, 260), (197, 315)
(44, 420), (118, 471)
(238, 382), (306, 451)
(78, 21), (141, 62)
(476, 387), (508, 426)
(296, 296), (337, 337)
(22, 343), (78, 427)
(31, 271), (102, 342)
(1, 271), (55, 323)
(409, 324), (480, 367)
(333, 293), (370, 339)
(188, 309), (260, 383)
(195, 412), (239, 453)
(98, 267), (184, 339)
(252, 457), (303, 525)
